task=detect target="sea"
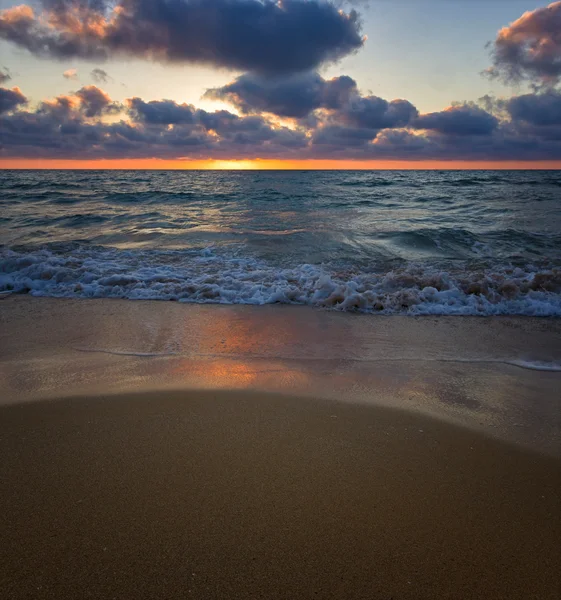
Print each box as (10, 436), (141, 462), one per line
(1, 170), (560, 315)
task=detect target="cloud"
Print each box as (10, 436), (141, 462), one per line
(205, 71), (418, 136)
(128, 98), (196, 125)
(128, 99), (308, 148)
(0, 67), (11, 85)
(63, 68), (78, 80)
(2, 86), (561, 161)
(504, 90), (561, 142)
(333, 96), (418, 130)
(507, 90), (561, 126)
(205, 72), (358, 118)
(0, 0), (364, 75)
(311, 124), (378, 149)
(0, 86), (27, 114)
(0, 88), (307, 159)
(91, 68), (110, 83)
(485, 1), (561, 87)
(31, 86), (120, 120)
(75, 85), (118, 117)
(414, 104), (498, 136)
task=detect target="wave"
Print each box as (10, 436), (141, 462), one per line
(374, 228), (561, 259)
(1, 244), (560, 316)
(102, 191), (196, 204)
(432, 177), (484, 187)
(338, 178), (395, 188)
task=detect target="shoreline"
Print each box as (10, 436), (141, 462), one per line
(2, 296), (561, 455)
(5, 291), (561, 315)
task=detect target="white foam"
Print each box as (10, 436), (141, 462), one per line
(2, 246), (561, 316)
(503, 360), (561, 372)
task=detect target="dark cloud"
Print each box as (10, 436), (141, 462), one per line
(334, 96), (418, 130)
(75, 85), (118, 117)
(0, 0), (364, 75)
(128, 100), (308, 148)
(205, 72), (358, 118)
(414, 105), (498, 136)
(28, 86), (119, 121)
(311, 124), (377, 150)
(37, 95), (77, 120)
(507, 91), (561, 126)
(128, 98), (196, 125)
(310, 125), (561, 162)
(0, 86), (27, 114)
(2, 86), (561, 161)
(502, 91), (561, 143)
(0, 68), (11, 85)
(485, 1), (561, 87)
(322, 75), (358, 110)
(91, 68), (110, 83)
(205, 72), (418, 139)
(370, 128), (436, 156)
(1, 90), (307, 159)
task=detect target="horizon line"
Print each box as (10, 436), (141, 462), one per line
(1, 158), (561, 170)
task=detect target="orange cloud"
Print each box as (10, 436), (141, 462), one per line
(486, 1), (561, 85)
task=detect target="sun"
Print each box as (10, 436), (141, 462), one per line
(207, 160), (258, 170)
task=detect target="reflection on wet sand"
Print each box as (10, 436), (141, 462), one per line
(0, 297), (560, 456)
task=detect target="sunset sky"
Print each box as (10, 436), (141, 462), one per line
(1, 0), (560, 168)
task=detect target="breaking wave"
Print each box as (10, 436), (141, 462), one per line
(2, 244), (560, 316)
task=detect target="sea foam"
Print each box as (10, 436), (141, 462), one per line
(1, 245), (560, 316)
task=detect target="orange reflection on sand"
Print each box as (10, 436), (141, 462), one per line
(181, 360), (259, 387)
(196, 308), (283, 357)
(166, 308), (275, 388)
(162, 307), (318, 390)
(166, 356), (313, 394)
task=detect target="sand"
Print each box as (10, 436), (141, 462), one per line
(0, 297), (560, 599)
(1, 391), (560, 600)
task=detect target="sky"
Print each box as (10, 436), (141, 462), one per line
(0, 0), (560, 168)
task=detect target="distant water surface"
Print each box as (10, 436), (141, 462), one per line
(1, 170), (560, 315)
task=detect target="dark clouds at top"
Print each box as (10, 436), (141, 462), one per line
(0, 0), (364, 75)
(486, 1), (561, 87)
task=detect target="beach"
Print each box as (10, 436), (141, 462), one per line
(2, 0), (561, 595)
(1, 297), (560, 599)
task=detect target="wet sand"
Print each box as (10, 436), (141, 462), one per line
(2, 296), (561, 453)
(1, 390), (560, 600)
(0, 297), (560, 599)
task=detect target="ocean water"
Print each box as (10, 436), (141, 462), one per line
(1, 170), (560, 315)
